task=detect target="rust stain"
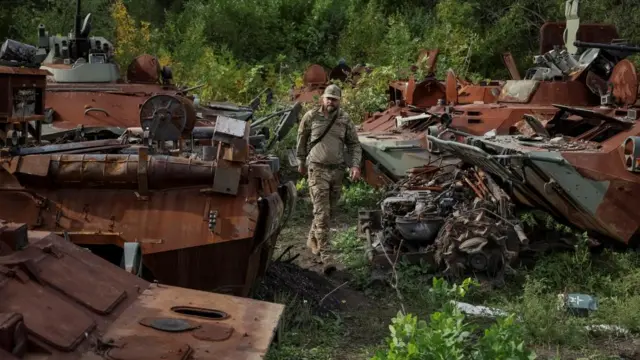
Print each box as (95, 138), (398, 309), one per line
(0, 220), (285, 358)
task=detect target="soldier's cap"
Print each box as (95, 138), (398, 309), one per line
(321, 84), (341, 100)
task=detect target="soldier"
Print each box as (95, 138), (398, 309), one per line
(296, 84), (362, 264)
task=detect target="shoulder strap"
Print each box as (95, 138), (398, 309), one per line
(308, 110), (339, 151)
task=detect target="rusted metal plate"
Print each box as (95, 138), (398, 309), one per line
(33, 243), (128, 314)
(502, 53), (521, 80)
(105, 336), (192, 359)
(1, 266), (96, 351)
(0, 153), (291, 293)
(0, 228), (147, 356)
(98, 284), (284, 360)
(417, 49), (439, 74)
(44, 83), (198, 130)
(497, 81), (592, 105)
(126, 54), (161, 84)
(0, 223), (285, 358)
(192, 323), (234, 341)
(539, 22), (619, 54)
(302, 64), (327, 86)
(0, 66), (50, 76)
(610, 59), (638, 106)
(412, 79), (446, 108)
(445, 70), (458, 105)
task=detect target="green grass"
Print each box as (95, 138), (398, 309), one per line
(265, 182), (640, 360)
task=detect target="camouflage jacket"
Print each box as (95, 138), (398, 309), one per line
(296, 107), (362, 168)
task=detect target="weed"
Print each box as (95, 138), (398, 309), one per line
(372, 278), (536, 360)
(267, 291), (343, 360)
(339, 181), (385, 215)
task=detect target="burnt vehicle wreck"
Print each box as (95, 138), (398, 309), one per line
(0, 110), (300, 296)
(356, 0), (625, 190)
(0, 25), (300, 296)
(426, 101), (640, 246)
(0, 220), (284, 359)
(354, 1), (640, 280)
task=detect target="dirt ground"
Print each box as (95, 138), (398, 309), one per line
(257, 196), (640, 360)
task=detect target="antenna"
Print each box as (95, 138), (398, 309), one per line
(75, 0), (82, 39)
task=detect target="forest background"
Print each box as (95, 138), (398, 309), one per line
(2, 0), (639, 119)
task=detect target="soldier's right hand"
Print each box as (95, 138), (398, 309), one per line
(298, 165), (307, 175)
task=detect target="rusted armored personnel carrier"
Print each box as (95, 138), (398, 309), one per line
(425, 39), (640, 246)
(358, 11), (622, 188)
(0, 38), (298, 296)
(0, 0), (255, 135)
(0, 219), (284, 359)
(358, 67), (503, 187)
(355, 1), (639, 279)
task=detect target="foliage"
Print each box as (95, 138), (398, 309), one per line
(5, 0), (640, 106)
(111, 0), (154, 67)
(372, 278), (536, 360)
(339, 181), (385, 211)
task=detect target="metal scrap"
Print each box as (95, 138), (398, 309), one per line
(360, 163), (527, 282)
(0, 220), (285, 359)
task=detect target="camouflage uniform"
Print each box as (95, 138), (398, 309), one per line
(296, 85), (362, 261)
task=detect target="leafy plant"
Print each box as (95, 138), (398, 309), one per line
(373, 278), (536, 360)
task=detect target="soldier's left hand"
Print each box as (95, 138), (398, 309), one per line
(350, 167), (361, 181)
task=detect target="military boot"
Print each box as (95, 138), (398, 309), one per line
(306, 227), (319, 255)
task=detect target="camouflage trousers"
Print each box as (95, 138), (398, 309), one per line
(306, 163), (344, 261)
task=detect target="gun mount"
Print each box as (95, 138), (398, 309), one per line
(574, 41), (640, 56)
(35, 0), (121, 83)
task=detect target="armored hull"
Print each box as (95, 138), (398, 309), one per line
(0, 220), (284, 359)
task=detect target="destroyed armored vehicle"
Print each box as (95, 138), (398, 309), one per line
(0, 219), (284, 359)
(357, 48), (503, 187)
(355, 1), (638, 279)
(0, 0), (273, 135)
(358, 12), (624, 188)
(291, 60), (367, 103)
(0, 40), (299, 296)
(0, 117), (298, 296)
(426, 99), (640, 246)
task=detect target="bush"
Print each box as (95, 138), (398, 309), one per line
(372, 278), (536, 360)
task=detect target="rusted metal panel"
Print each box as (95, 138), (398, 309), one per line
(363, 159), (394, 187)
(502, 53), (521, 80)
(100, 284), (284, 360)
(44, 83), (211, 131)
(0, 222), (284, 358)
(410, 78), (447, 108)
(302, 64), (327, 86)
(0, 66), (50, 76)
(498, 80), (540, 103)
(0, 154), (290, 293)
(539, 22), (619, 54)
(417, 49), (439, 74)
(609, 59), (638, 106)
(126, 54), (161, 83)
(445, 70), (458, 105)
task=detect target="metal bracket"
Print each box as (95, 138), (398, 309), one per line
(136, 147), (149, 200)
(212, 159), (241, 195)
(121, 242), (143, 276)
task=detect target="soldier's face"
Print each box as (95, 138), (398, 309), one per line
(322, 97), (340, 112)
